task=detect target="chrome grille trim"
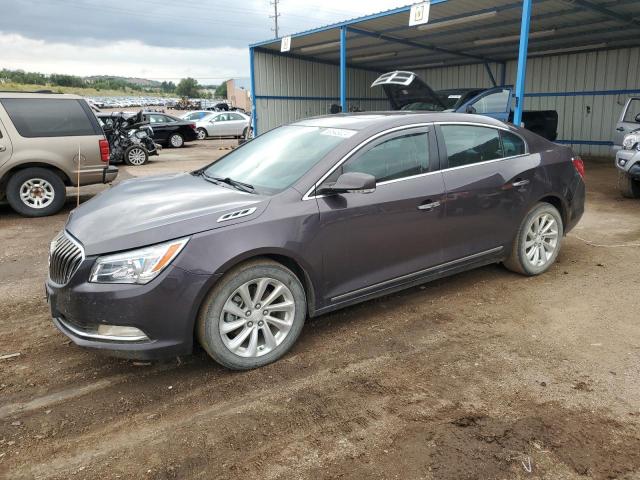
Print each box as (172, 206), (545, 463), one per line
(49, 231), (85, 285)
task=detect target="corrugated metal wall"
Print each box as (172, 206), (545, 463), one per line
(254, 50), (388, 133)
(254, 47), (640, 157)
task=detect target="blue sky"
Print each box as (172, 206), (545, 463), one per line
(1, 0), (411, 83)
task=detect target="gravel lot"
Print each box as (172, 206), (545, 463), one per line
(1, 147), (639, 480)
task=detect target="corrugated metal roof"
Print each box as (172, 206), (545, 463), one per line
(251, 0), (640, 70)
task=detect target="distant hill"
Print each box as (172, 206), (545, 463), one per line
(85, 75), (162, 87)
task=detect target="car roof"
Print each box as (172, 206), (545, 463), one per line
(0, 91), (85, 100)
(294, 112), (510, 131)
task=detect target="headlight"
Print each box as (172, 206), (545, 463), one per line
(89, 237), (189, 284)
(622, 134), (640, 151)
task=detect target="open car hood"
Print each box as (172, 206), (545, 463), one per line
(371, 71), (447, 111)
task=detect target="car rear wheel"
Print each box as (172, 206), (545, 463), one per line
(6, 167), (66, 217)
(504, 202), (563, 276)
(196, 128), (207, 140)
(169, 133), (184, 148)
(197, 259), (306, 370)
(242, 127), (253, 140)
(617, 170), (640, 198)
(124, 145), (148, 166)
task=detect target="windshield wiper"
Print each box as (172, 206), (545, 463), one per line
(202, 172), (255, 193)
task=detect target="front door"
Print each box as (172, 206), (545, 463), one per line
(457, 87), (512, 122)
(614, 97), (640, 149)
(315, 126), (446, 303)
(436, 123), (537, 263)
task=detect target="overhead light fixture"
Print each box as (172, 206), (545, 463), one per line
(399, 61), (445, 69)
(352, 52), (398, 62)
(473, 29), (556, 46)
(299, 41), (341, 53)
(417, 11), (498, 31)
(530, 43), (608, 56)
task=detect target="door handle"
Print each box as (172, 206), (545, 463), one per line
(0, 145), (5, 152)
(418, 200), (441, 211)
(616, 127), (625, 132)
(511, 179), (530, 188)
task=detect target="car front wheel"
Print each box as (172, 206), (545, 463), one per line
(504, 202), (563, 276)
(617, 170), (640, 198)
(169, 133), (184, 148)
(197, 259), (306, 370)
(5, 167), (66, 217)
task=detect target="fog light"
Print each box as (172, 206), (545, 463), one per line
(97, 324), (149, 340)
(619, 159), (627, 167)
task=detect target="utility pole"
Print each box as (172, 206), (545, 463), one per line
(270, 0), (280, 38)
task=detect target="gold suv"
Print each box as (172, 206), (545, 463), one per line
(0, 92), (117, 217)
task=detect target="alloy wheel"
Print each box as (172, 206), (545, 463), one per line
(219, 277), (295, 358)
(19, 178), (55, 209)
(128, 147), (146, 166)
(524, 213), (558, 267)
(170, 134), (183, 147)
(197, 128), (207, 140)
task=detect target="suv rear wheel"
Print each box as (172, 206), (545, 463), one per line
(5, 167), (66, 217)
(617, 170), (640, 198)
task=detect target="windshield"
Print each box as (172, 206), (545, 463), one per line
(202, 125), (356, 195)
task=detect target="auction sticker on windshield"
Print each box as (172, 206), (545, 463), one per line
(320, 128), (357, 138)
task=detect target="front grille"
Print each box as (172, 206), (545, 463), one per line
(49, 231), (85, 285)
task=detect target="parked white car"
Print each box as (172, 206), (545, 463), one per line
(193, 112), (252, 140)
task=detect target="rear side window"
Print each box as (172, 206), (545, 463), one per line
(342, 132), (429, 183)
(501, 131), (526, 157)
(623, 99), (640, 123)
(1, 99), (97, 137)
(441, 125), (503, 168)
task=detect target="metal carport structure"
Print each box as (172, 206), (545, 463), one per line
(248, 0), (640, 156)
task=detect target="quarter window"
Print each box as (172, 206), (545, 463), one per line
(441, 125), (503, 168)
(340, 132), (429, 183)
(1, 99), (96, 137)
(501, 130), (526, 157)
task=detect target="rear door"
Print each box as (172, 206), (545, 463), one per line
(315, 126), (446, 303)
(614, 97), (640, 149)
(436, 123), (537, 263)
(226, 113), (247, 136)
(456, 87), (512, 121)
(149, 114), (170, 141)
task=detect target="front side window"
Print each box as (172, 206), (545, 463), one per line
(441, 125), (503, 168)
(470, 89), (511, 114)
(623, 99), (640, 123)
(339, 132), (429, 183)
(1, 99), (96, 137)
(203, 125), (355, 194)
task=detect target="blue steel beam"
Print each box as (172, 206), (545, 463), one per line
(249, 47), (258, 136)
(340, 26), (347, 112)
(514, 0), (533, 126)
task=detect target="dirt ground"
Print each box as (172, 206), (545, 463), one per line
(1, 147), (639, 480)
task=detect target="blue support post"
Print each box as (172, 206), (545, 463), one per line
(513, 0), (532, 126)
(249, 47), (258, 136)
(340, 26), (347, 113)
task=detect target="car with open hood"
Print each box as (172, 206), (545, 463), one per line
(46, 112), (585, 370)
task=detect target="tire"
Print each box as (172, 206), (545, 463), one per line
(5, 167), (66, 217)
(196, 128), (207, 141)
(197, 258), (307, 370)
(123, 145), (148, 166)
(169, 133), (184, 148)
(504, 202), (564, 276)
(242, 127), (253, 140)
(617, 170), (640, 198)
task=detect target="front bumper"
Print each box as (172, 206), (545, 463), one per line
(615, 149), (640, 177)
(46, 260), (220, 360)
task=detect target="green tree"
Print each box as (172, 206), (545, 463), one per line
(215, 82), (227, 99)
(176, 77), (200, 98)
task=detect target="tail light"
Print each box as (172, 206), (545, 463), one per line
(189, 123), (196, 130)
(572, 156), (585, 179)
(99, 139), (110, 163)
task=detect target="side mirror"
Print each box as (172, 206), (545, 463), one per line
(317, 172), (376, 195)
(635, 113), (640, 123)
(465, 104), (477, 114)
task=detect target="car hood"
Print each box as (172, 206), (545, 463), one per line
(66, 173), (268, 255)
